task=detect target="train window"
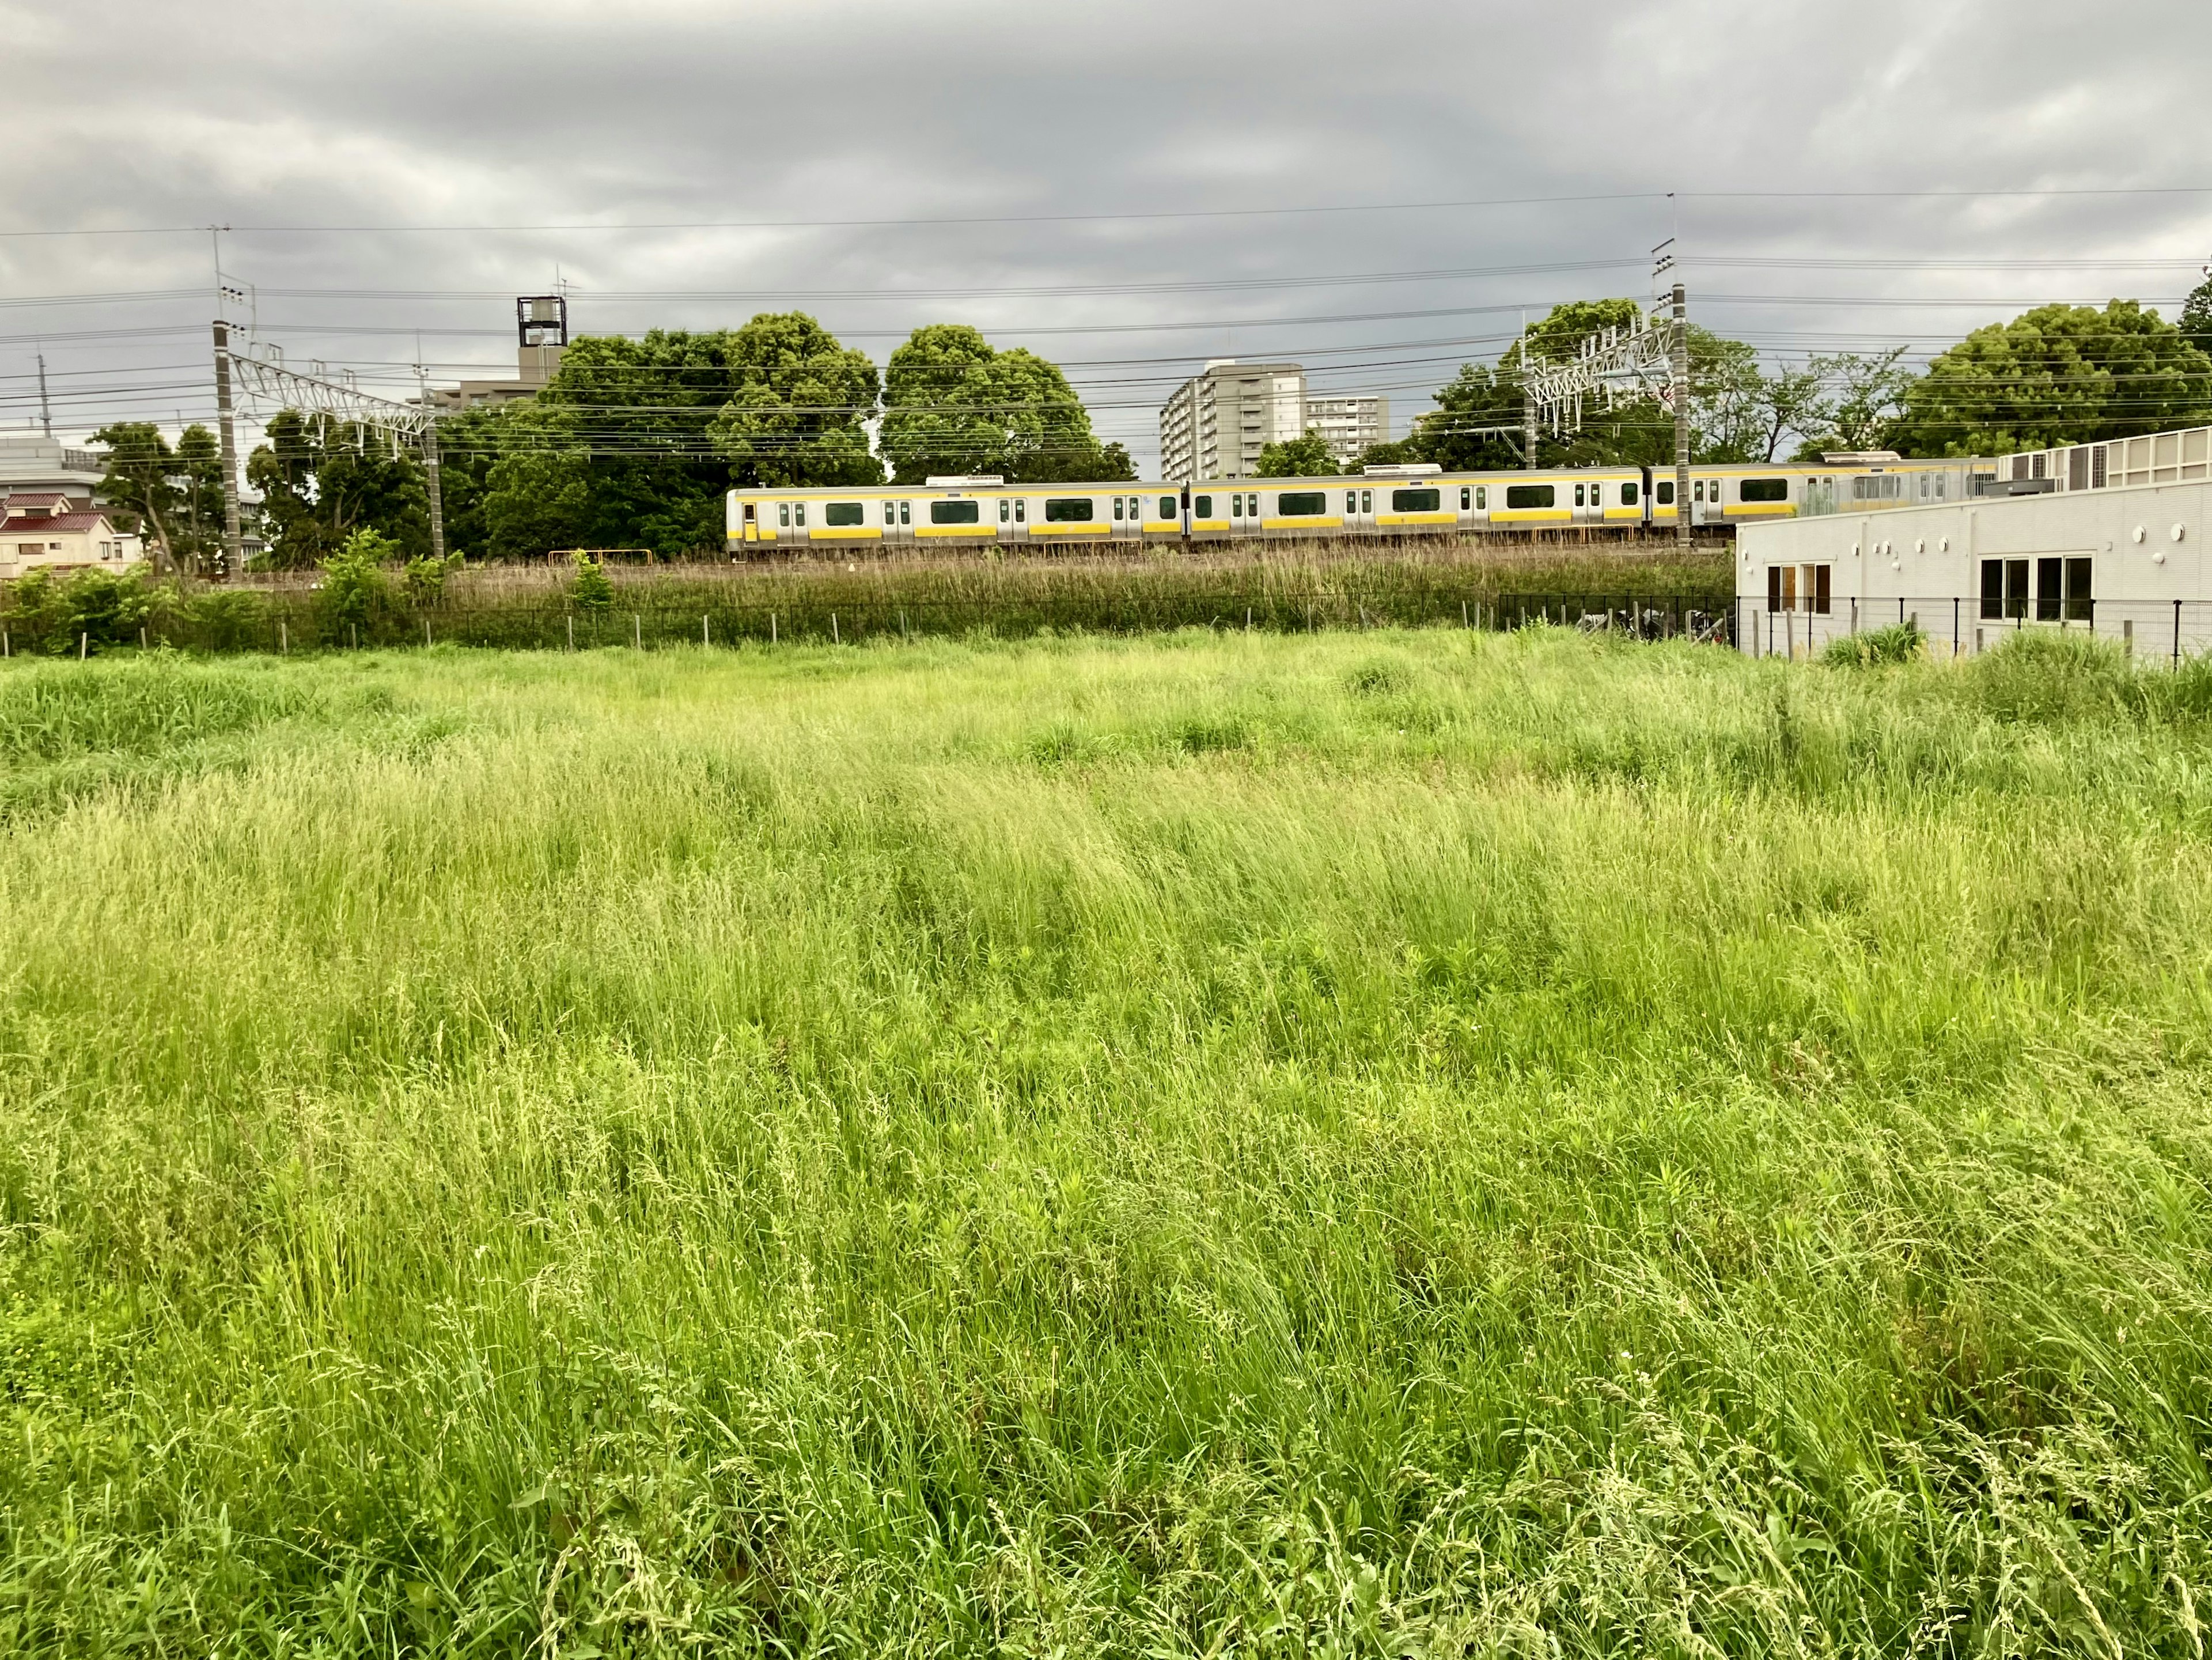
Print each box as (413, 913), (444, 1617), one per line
(1112, 497), (1125, 521)
(1043, 498), (1094, 521)
(1158, 496), (1176, 519)
(1014, 499), (1025, 523)
(901, 500), (911, 524)
(1574, 483), (1585, 507)
(1475, 486), (1486, 510)
(1741, 478), (1788, 502)
(1391, 487), (1440, 512)
(884, 501), (895, 525)
(1279, 490), (1327, 515)
(1000, 498), (1011, 522)
(1621, 482), (1638, 505)
(1460, 486), (1471, 510)
(930, 500), (980, 524)
(1655, 481), (1674, 505)
(825, 502), (864, 527)
(1346, 491), (1357, 513)
(778, 502), (790, 527)
(1505, 483), (1554, 509)
(1360, 490), (1372, 513)
(794, 504), (806, 527)
(1194, 495), (1213, 518)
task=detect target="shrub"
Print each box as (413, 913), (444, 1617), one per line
(402, 556), (448, 606)
(317, 530), (398, 642)
(179, 587), (273, 652)
(1824, 620), (1924, 668)
(570, 554), (616, 613)
(1967, 630), (2135, 724)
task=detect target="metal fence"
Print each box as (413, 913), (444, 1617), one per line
(1741, 595), (2212, 664)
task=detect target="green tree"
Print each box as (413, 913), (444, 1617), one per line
(1406, 362), (1525, 471)
(89, 423), (181, 570)
(878, 324), (1119, 483)
(2180, 273), (2212, 362)
(1254, 433), (1342, 477)
(170, 425), (228, 568)
(1792, 349), (1916, 457)
(1891, 300), (2212, 455)
(247, 410), (431, 569)
(703, 313), (884, 492)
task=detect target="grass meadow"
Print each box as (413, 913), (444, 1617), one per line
(2, 625), (2211, 1654)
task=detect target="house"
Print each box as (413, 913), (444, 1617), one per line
(1, 493), (144, 579)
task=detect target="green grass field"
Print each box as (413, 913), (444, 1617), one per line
(3, 627), (2210, 1655)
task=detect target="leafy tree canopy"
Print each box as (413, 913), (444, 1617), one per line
(1254, 433), (1342, 478)
(2179, 274), (2212, 362)
(1891, 300), (2212, 456)
(880, 325), (1120, 483)
(245, 410), (430, 570)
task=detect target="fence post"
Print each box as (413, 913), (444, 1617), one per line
(771, 611), (777, 645)
(425, 618), (432, 648)
(281, 619), (287, 654)
(1953, 597), (1960, 657)
(567, 614), (574, 651)
(634, 613), (641, 650)
(2176, 598), (2183, 666)
(79, 632), (88, 660)
(703, 614), (710, 648)
(832, 611), (839, 644)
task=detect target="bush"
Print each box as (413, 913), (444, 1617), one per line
(402, 556), (448, 606)
(2, 568), (162, 655)
(1966, 629), (2135, 724)
(179, 587), (273, 652)
(317, 530), (398, 642)
(1824, 620), (1924, 668)
(570, 554), (616, 612)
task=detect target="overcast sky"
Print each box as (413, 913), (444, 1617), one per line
(3, 0), (2209, 472)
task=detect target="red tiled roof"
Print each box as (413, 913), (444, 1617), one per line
(1, 491), (75, 511)
(5, 512), (112, 534)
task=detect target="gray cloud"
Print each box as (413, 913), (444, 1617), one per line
(3, 0), (2208, 468)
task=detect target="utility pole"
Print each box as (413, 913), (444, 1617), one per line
(1519, 307), (1536, 468)
(36, 353), (52, 436)
(422, 423), (446, 562)
(1671, 282), (1691, 553)
(212, 320), (243, 580)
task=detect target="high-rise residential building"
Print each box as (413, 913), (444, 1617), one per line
(1302, 394), (1390, 467)
(1157, 360), (1305, 483)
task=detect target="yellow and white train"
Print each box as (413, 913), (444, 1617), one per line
(727, 458), (1981, 553)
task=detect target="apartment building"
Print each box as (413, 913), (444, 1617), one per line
(1158, 361), (1305, 483)
(1302, 394), (1390, 466)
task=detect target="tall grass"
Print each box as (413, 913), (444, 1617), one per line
(1, 629), (2210, 1654)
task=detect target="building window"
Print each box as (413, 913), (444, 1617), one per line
(824, 502), (865, 527)
(1767, 565), (1792, 612)
(1980, 558), (2029, 620)
(1043, 498), (1094, 522)
(1391, 487), (1440, 512)
(1505, 483), (1554, 509)
(930, 501), (981, 524)
(1278, 490), (1327, 516)
(1805, 564), (1831, 615)
(1741, 478), (1787, 502)
(2034, 556), (2094, 622)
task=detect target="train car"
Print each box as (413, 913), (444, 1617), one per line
(726, 456), (1982, 556)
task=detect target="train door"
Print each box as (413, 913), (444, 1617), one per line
(883, 497), (914, 546)
(1342, 483), (1374, 535)
(1111, 492), (1139, 544)
(998, 494), (1030, 544)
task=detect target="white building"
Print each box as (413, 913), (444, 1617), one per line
(0, 433), (105, 501)
(1737, 471), (2212, 661)
(1158, 361), (1305, 483)
(1303, 394), (1389, 466)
